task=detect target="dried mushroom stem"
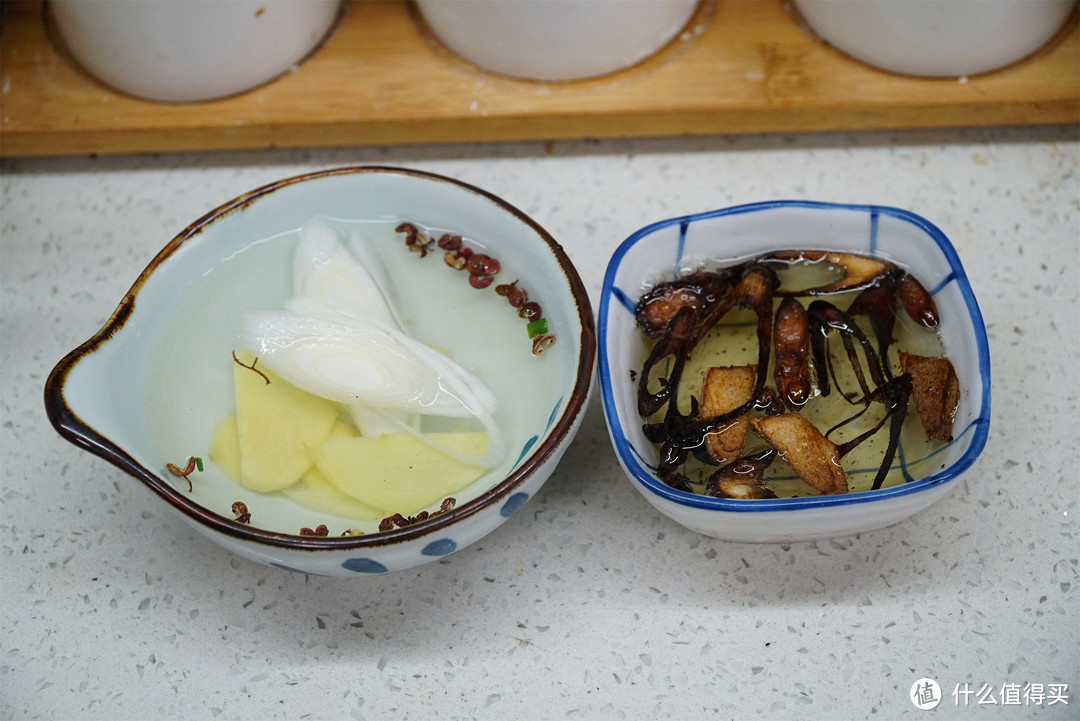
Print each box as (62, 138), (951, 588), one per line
(772, 296), (812, 409)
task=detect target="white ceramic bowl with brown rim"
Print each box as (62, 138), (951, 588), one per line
(46, 167), (596, 576)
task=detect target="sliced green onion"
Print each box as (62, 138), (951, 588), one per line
(194, 457), (204, 472)
(526, 318), (548, 338)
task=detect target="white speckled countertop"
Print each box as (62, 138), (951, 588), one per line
(2, 127), (1077, 720)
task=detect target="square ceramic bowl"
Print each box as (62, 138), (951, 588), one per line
(46, 167), (595, 576)
(598, 200), (991, 542)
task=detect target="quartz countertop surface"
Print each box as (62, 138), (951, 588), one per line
(2, 127), (1077, 720)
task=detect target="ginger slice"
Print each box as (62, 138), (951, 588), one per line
(699, 365), (756, 466)
(750, 412), (847, 495)
(231, 351), (338, 492)
(899, 352), (960, 442)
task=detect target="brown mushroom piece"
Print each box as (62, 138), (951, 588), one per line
(750, 412), (847, 495)
(899, 352), (960, 442)
(772, 297), (812, 409)
(633, 271), (732, 339)
(764, 250), (895, 295)
(895, 272), (940, 329)
(708, 476), (777, 500)
(705, 448), (777, 499)
(699, 365), (757, 466)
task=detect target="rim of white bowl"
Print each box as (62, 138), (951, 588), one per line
(45, 166), (596, 550)
(598, 199), (991, 512)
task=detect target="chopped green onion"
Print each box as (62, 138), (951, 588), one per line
(194, 457), (204, 472)
(526, 318), (548, 338)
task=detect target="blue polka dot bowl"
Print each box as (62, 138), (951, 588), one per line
(45, 167), (596, 576)
(598, 201), (991, 543)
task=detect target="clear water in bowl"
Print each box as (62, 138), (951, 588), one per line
(143, 218), (567, 534)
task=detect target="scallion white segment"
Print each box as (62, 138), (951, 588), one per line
(241, 310), (495, 418)
(240, 218), (501, 467)
(291, 217), (404, 330)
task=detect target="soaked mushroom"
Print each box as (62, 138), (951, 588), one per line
(699, 365), (756, 466)
(773, 297), (812, 409)
(705, 448), (777, 499)
(634, 249), (955, 499)
(764, 250), (894, 295)
(634, 270), (734, 338)
(899, 352), (959, 441)
(751, 413), (847, 496)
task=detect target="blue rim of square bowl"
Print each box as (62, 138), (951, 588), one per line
(598, 200), (992, 512)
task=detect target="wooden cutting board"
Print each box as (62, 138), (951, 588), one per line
(1, 0), (1077, 158)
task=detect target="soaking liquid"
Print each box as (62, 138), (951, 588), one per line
(143, 218), (563, 531)
(657, 259), (951, 497)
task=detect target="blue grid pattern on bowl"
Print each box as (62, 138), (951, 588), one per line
(598, 200), (991, 512)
